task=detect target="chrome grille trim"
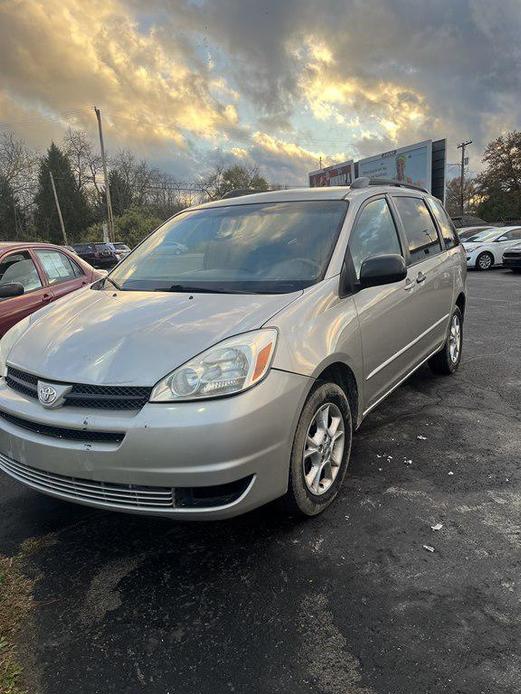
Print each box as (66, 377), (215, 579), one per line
(0, 454), (175, 509)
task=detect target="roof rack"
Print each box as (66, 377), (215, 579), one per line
(221, 188), (262, 199)
(350, 176), (429, 194)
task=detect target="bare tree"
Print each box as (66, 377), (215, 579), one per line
(111, 149), (154, 207)
(197, 163), (268, 201)
(63, 128), (103, 196)
(0, 131), (38, 210)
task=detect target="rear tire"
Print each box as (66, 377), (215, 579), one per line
(283, 382), (352, 517)
(476, 252), (494, 271)
(429, 307), (463, 375)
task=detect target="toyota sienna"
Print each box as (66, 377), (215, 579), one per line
(0, 179), (466, 519)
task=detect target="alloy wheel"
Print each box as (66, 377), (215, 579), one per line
(302, 402), (345, 495)
(478, 253), (492, 270)
(449, 314), (461, 363)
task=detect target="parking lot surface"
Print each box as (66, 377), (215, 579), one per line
(1, 270), (520, 694)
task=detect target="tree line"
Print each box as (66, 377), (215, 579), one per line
(1, 127), (520, 248)
(445, 130), (521, 221)
(0, 129), (268, 248)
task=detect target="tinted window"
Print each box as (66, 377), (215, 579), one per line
(428, 198), (459, 249)
(35, 250), (82, 284)
(0, 251), (42, 292)
(348, 198), (402, 279)
(110, 201), (348, 293)
(393, 197), (442, 262)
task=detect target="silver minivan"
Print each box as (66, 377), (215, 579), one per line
(0, 180), (466, 519)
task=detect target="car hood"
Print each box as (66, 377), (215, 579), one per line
(8, 288), (301, 386)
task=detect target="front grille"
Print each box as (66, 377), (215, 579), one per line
(0, 410), (124, 444)
(5, 367), (151, 410)
(0, 454), (254, 512)
(0, 454), (174, 509)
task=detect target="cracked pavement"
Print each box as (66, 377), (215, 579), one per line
(1, 269), (520, 694)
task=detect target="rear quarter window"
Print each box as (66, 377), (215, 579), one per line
(393, 196), (442, 263)
(427, 198), (459, 249)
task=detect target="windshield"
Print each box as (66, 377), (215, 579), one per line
(109, 201), (348, 294)
(466, 228), (500, 242)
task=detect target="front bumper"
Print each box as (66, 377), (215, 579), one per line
(503, 256), (521, 269)
(0, 370), (311, 519)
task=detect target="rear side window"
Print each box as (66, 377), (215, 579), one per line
(0, 251), (42, 293)
(35, 250), (83, 284)
(499, 228), (521, 240)
(427, 198), (459, 249)
(348, 198), (402, 279)
(393, 197), (442, 263)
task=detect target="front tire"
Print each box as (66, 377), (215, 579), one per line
(476, 251), (494, 270)
(429, 307), (463, 375)
(283, 382), (352, 517)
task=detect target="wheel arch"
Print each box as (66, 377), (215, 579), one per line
(314, 360), (360, 429)
(455, 291), (466, 318)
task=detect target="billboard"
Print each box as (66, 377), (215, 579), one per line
(357, 140), (432, 191)
(309, 160), (354, 187)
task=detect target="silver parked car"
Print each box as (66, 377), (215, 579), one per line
(0, 180), (466, 519)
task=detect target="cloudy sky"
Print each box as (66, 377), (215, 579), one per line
(1, 0), (520, 185)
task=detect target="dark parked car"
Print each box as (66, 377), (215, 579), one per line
(0, 242), (104, 338)
(72, 242), (120, 268)
(503, 243), (521, 273)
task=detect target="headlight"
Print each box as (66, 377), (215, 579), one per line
(150, 329), (278, 402)
(0, 316), (31, 377)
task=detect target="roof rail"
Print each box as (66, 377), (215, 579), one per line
(350, 176), (429, 194)
(221, 188), (261, 200)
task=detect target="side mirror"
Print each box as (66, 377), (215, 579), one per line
(496, 236), (507, 242)
(0, 282), (25, 298)
(359, 254), (407, 289)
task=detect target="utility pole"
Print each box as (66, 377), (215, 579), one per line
(49, 170), (68, 245)
(457, 140), (472, 216)
(94, 106), (114, 242)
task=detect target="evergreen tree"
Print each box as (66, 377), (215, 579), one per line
(34, 143), (91, 244)
(0, 174), (22, 241)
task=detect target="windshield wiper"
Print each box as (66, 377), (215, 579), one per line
(155, 284), (251, 294)
(104, 276), (123, 291)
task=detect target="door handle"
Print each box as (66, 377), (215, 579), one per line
(404, 278), (414, 291)
(41, 293), (52, 303)
(416, 271), (427, 284)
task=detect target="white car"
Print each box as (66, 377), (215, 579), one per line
(463, 226), (521, 270)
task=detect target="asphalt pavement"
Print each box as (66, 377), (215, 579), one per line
(1, 269), (520, 694)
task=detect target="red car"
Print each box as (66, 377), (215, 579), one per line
(0, 242), (105, 337)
